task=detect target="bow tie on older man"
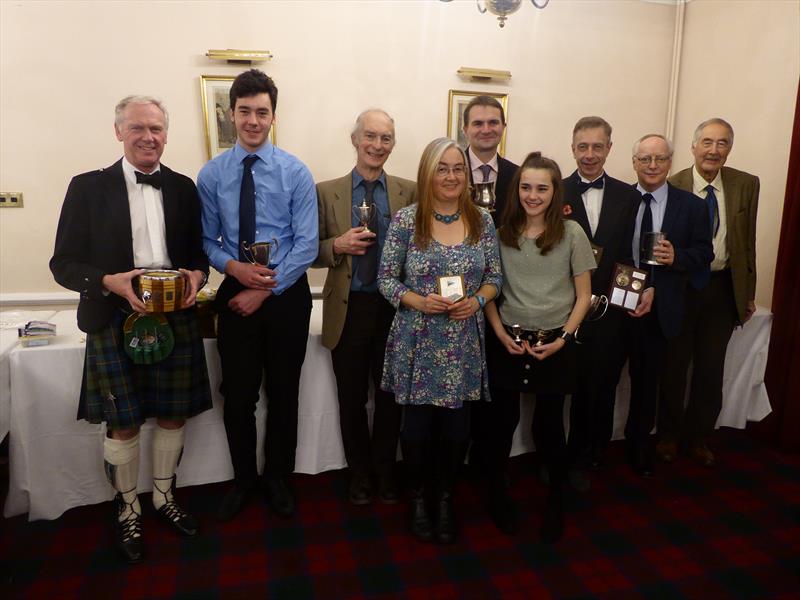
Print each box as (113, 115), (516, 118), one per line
(135, 171), (163, 190)
(576, 177), (604, 195)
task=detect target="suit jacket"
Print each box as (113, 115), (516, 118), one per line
(314, 172), (416, 350)
(465, 152), (519, 227)
(644, 183), (714, 340)
(669, 166), (758, 324)
(563, 171), (640, 296)
(50, 159), (209, 334)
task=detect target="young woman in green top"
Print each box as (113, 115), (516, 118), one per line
(484, 152), (595, 542)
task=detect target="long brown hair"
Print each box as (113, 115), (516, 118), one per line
(414, 137), (484, 249)
(499, 152), (565, 255)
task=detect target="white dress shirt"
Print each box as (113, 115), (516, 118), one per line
(121, 157), (171, 269)
(579, 172), (604, 236)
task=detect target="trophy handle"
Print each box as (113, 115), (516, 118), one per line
(240, 241), (255, 264)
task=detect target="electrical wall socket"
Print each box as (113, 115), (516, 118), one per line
(0, 192), (24, 207)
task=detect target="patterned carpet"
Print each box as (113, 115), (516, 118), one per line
(2, 428), (799, 599)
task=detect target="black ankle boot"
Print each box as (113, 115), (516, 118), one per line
(409, 487), (434, 542)
(435, 490), (456, 544)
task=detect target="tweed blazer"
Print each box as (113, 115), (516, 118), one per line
(314, 172), (416, 349)
(669, 166), (759, 323)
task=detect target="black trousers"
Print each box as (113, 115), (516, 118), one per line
(330, 291), (400, 478)
(568, 309), (629, 463)
(488, 388), (567, 488)
(659, 271), (738, 444)
(217, 274), (312, 489)
(622, 312), (666, 451)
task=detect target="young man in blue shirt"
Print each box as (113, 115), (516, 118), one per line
(198, 69), (318, 521)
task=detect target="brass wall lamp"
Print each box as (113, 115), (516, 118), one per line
(206, 49), (273, 64)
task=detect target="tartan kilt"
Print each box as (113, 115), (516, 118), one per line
(79, 307), (212, 430)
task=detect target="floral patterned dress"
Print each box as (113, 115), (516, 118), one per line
(378, 205), (502, 408)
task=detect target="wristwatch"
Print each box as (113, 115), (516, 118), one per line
(560, 330), (575, 344)
(474, 295), (487, 309)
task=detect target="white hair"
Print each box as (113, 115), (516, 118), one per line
(115, 95), (169, 130)
(692, 118), (734, 146)
(632, 133), (673, 157)
(351, 108), (395, 141)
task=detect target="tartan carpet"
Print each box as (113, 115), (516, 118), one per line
(1, 428), (798, 599)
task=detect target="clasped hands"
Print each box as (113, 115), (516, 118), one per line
(102, 268), (206, 314)
(417, 293), (480, 321)
(495, 327), (565, 361)
(226, 260), (278, 317)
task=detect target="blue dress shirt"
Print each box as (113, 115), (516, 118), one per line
(198, 141), (318, 295)
(632, 182), (668, 268)
(350, 170), (390, 293)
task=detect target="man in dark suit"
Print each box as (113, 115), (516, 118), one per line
(460, 96), (520, 531)
(658, 118), (759, 468)
(461, 95), (519, 226)
(314, 109), (415, 505)
(623, 134), (713, 477)
(562, 117), (640, 483)
(50, 96), (212, 564)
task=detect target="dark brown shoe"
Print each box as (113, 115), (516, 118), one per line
(691, 443), (716, 468)
(656, 439), (678, 463)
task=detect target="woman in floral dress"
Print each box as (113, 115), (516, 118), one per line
(378, 137), (502, 544)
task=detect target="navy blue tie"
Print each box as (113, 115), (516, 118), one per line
(357, 180), (378, 286)
(238, 154), (258, 262)
(705, 184), (720, 237)
(639, 193), (653, 266)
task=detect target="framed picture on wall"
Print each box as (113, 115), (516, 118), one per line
(200, 75), (276, 159)
(447, 90), (508, 157)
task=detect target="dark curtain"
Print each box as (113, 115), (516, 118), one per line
(755, 78), (800, 452)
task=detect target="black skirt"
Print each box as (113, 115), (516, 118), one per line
(485, 323), (578, 395)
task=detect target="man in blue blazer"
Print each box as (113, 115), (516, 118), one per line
(623, 134), (712, 477)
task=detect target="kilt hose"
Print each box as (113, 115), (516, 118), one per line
(79, 308), (212, 430)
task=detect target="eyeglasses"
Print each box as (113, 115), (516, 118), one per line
(634, 155), (671, 166)
(436, 164), (467, 177)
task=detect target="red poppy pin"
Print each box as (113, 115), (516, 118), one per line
(563, 204), (573, 216)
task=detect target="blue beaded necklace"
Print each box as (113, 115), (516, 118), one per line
(433, 209), (461, 224)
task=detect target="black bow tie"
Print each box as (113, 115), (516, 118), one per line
(577, 177), (604, 194)
(135, 171), (162, 189)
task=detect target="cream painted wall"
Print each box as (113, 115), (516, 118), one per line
(0, 0), (796, 308)
(672, 0), (799, 309)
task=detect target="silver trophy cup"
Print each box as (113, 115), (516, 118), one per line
(241, 238), (279, 267)
(641, 231), (666, 266)
(472, 182), (496, 211)
(353, 201), (376, 233)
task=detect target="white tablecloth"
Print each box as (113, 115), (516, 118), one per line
(3, 303), (772, 521)
(0, 310), (57, 441)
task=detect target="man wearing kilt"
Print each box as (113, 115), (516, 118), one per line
(50, 96), (212, 564)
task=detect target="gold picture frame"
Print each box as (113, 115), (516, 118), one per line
(200, 75), (276, 159)
(447, 89), (508, 157)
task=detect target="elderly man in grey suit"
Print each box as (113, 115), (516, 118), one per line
(658, 118), (759, 468)
(315, 109), (416, 505)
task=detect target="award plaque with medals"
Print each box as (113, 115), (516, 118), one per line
(609, 263), (648, 310)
